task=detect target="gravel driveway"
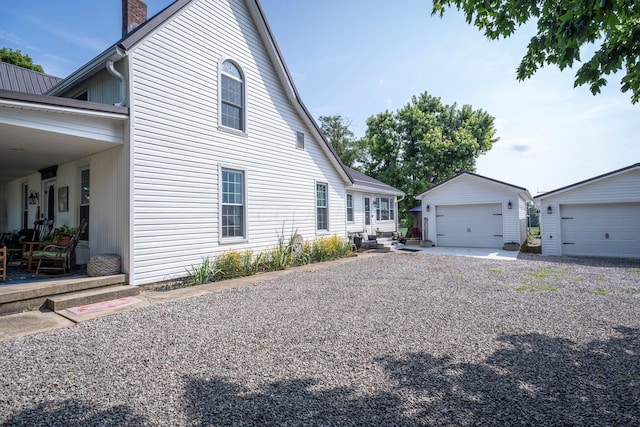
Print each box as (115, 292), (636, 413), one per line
(1, 252), (639, 426)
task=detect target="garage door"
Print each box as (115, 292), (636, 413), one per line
(435, 204), (503, 248)
(561, 203), (640, 258)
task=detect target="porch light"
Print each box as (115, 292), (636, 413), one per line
(28, 191), (38, 205)
(508, 201), (512, 210)
(426, 204), (430, 212)
(547, 206), (552, 214)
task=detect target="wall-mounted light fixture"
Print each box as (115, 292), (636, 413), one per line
(426, 204), (430, 212)
(507, 201), (512, 210)
(547, 206), (553, 214)
(28, 190), (38, 205)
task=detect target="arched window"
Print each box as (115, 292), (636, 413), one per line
(220, 60), (244, 131)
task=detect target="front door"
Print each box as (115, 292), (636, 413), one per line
(364, 196), (374, 233)
(42, 179), (56, 222)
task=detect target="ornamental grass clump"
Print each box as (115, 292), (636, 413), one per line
(184, 256), (221, 286)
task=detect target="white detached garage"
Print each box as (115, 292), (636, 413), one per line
(535, 163), (640, 259)
(416, 173), (532, 249)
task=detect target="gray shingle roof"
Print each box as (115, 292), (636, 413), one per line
(345, 166), (404, 195)
(0, 61), (62, 94)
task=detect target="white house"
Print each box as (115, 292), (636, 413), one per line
(415, 172), (532, 249)
(0, 0), (393, 285)
(344, 167), (405, 236)
(534, 163), (640, 258)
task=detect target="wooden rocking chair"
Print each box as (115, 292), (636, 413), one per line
(33, 219), (88, 276)
(20, 219), (55, 271)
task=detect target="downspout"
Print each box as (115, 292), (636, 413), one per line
(106, 47), (126, 107)
(396, 194), (405, 233)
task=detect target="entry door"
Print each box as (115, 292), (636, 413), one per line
(364, 197), (373, 231)
(42, 180), (56, 222)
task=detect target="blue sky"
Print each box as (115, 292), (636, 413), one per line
(1, 0), (638, 195)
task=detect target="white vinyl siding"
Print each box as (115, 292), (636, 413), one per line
(127, 0), (347, 285)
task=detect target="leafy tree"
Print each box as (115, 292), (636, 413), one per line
(432, 0), (640, 103)
(0, 48), (45, 73)
(363, 91), (497, 217)
(318, 115), (366, 168)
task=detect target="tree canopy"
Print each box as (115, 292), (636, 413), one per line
(318, 115), (366, 168)
(0, 48), (45, 73)
(432, 0), (640, 103)
(362, 91), (497, 217)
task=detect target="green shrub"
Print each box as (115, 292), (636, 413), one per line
(214, 249), (260, 279)
(307, 235), (352, 263)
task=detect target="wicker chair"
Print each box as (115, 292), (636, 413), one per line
(33, 219), (88, 276)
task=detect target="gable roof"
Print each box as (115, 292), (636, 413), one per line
(345, 166), (405, 196)
(46, 0), (351, 184)
(534, 163), (640, 200)
(0, 61), (62, 95)
(415, 171), (532, 200)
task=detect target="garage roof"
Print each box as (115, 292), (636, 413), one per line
(534, 163), (640, 200)
(415, 171), (531, 200)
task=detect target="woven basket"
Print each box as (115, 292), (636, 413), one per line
(87, 254), (121, 277)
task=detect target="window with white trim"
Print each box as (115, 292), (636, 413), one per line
(316, 182), (328, 231)
(220, 60), (244, 131)
(22, 183), (29, 229)
(375, 197), (394, 221)
(221, 168), (245, 238)
(80, 169), (90, 240)
(346, 194), (354, 222)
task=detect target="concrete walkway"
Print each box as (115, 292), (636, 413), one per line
(397, 245), (520, 260)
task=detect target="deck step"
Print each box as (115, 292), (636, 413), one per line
(46, 285), (139, 312)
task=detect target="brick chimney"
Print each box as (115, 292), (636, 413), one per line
(122, 0), (147, 36)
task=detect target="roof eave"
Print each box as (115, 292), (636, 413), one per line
(46, 46), (124, 97)
(533, 163), (640, 201)
(350, 183), (405, 197)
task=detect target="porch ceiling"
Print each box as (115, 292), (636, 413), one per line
(0, 123), (122, 182)
(0, 93), (128, 182)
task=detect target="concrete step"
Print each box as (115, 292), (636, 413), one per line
(46, 285), (139, 312)
(0, 274), (129, 316)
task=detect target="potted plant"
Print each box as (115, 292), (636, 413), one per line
(53, 224), (77, 246)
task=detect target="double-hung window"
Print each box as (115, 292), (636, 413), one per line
(375, 197), (393, 221)
(346, 194), (353, 222)
(316, 183), (328, 231)
(220, 60), (244, 132)
(221, 169), (245, 239)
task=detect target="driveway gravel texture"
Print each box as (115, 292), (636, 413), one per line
(1, 252), (639, 426)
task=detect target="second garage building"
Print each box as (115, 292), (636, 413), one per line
(416, 172), (532, 249)
(534, 163), (640, 259)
